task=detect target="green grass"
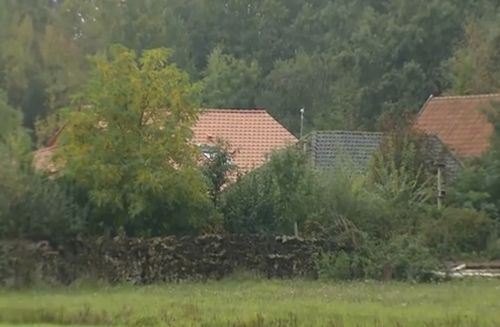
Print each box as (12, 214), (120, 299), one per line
(0, 278), (499, 326)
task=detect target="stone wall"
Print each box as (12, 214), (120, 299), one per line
(0, 235), (342, 286)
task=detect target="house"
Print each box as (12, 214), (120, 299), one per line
(414, 94), (500, 158)
(34, 108), (298, 173)
(305, 130), (462, 182)
(192, 109), (298, 172)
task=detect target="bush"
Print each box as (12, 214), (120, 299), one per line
(447, 163), (500, 220)
(309, 167), (383, 242)
(377, 235), (441, 282)
(316, 235), (441, 282)
(422, 207), (496, 257)
(316, 251), (352, 280)
(221, 147), (315, 234)
(486, 237), (500, 260)
(0, 176), (88, 244)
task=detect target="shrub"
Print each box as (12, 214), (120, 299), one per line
(447, 163), (500, 220)
(0, 176), (88, 244)
(316, 251), (352, 280)
(316, 235), (441, 282)
(422, 207), (496, 257)
(201, 140), (237, 208)
(221, 147), (315, 234)
(304, 166), (382, 247)
(378, 235), (441, 282)
(486, 237), (500, 260)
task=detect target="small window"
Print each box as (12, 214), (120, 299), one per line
(199, 144), (234, 166)
(200, 144), (217, 160)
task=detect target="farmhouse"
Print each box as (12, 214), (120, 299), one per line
(414, 93), (500, 158)
(34, 108), (297, 174)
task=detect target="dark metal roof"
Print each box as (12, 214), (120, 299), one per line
(306, 130), (463, 181)
(307, 131), (384, 170)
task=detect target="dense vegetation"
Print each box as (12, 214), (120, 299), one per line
(2, 0), (500, 281)
(2, 0), (500, 131)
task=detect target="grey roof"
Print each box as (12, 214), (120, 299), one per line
(307, 131), (383, 170)
(420, 134), (463, 182)
(306, 130), (463, 181)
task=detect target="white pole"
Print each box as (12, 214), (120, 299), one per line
(300, 108), (305, 139)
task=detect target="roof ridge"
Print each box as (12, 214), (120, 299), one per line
(314, 130), (383, 135)
(432, 93), (500, 101)
(201, 108), (267, 112)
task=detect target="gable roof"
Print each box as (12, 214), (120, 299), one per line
(192, 109), (297, 172)
(414, 94), (500, 157)
(307, 131), (384, 170)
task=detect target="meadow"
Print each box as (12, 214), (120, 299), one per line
(0, 278), (499, 327)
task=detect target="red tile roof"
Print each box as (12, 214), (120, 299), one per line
(414, 94), (500, 157)
(34, 108), (298, 173)
(192, 109), (298, 171)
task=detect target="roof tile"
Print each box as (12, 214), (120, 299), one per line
(414, 94), (499, 157)
(192, 109), (298, 172)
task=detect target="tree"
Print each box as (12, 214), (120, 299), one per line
(56, 45), (209, 236)
(260, 52), (361, 133)
(0, 0), (87, 127)
(0, 90), (31, 222)
(447, 20), (500, 95)
(201, 140), (237, 207)
(201, 48), (261, 108)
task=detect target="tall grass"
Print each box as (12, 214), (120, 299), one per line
(0, 278), (499, 326)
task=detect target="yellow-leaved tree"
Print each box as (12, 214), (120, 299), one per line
(57, 45), (209, 236)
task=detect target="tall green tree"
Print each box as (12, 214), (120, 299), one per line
(0, 0), (87, 127)
(57, 45), (209, 235)
(448, 19), (500, 95)
(202, 48), (261, 108)
(0, 90), (31, 220)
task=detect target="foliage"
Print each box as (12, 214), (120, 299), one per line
(0, 91), (86, 244)
(0, 90), (32, 223)
(56, 45), (209, 236)
(0, 91), (32, 168)
(447, 19), (500, 95)
(0, 0), (498, 271)
(221, 146), (315, 234)
(422, 207), (497, 257)
(448, 163), (500, 219)
(1, 0), (500, 133)
(373, 235), (441, 282)
(222, 127), (436, 243)
(448, 101), (500, 220)
(201, 140), (237, 207)
(368, 131), (435, 237)
(316, 235), (440, 282)
(202, 48), (261, 108)
(34, 107), (71, 148)
(307, 167), (376, 243)
(0, 0), (87, 127)
(316, 251), (359, 281)
(0, 176), (88, 244)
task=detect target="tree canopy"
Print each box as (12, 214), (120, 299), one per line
(2, 0), (500, 135)
(56, 46), (209, 235)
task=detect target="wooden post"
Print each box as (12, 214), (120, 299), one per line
(437, 165), (443, 210)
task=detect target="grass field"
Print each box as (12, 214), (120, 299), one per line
(0, 278), (499, 327)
